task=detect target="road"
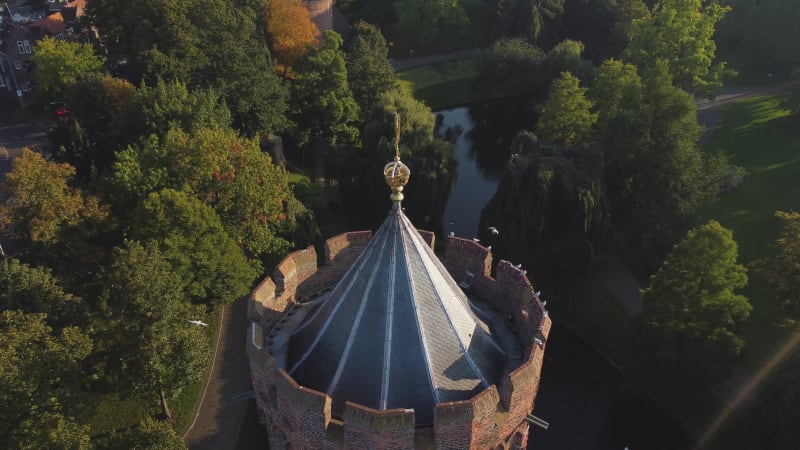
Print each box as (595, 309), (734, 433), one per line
(0, 96), (48, 159)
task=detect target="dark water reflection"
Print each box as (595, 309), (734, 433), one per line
(529, 323), (693, 450)
(437, 103), (695, 450)
(438, 100), (532, 239)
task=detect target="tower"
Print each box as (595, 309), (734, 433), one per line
(305, 0), (333, 36)
(248, 117), (550, 448)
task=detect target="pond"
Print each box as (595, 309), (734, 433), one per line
(436, 103), (694, 450)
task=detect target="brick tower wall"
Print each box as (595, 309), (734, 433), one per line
(249, 232), (551, 449)
(306, 0), (333, 36)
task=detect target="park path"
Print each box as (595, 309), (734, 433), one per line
(391, 48), (483, 72)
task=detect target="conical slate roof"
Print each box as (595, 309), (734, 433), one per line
(287, 206), (507, 425)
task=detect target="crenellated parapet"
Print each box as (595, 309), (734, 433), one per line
(248, 232), (372, 325)
(248, 231), (550, 449)
(444, 236), (550, 347)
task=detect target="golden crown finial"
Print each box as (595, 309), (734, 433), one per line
(383, 111), (410, 204)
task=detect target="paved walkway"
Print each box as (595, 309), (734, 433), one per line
(184, 297), (253, 450)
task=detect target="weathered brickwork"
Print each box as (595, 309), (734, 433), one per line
(418, 230), (436, 249)
(306, 0), (333, 37)
(343, 402), (416, 449)
(249, 232), (550, 449)
(434, 387), (501, 449)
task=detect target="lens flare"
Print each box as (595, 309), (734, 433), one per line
(694, 330), (800, 449)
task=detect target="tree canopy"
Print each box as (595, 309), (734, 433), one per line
(624, 0), (730, 95)
(337, 88), (457, 228)
(99, 241), (210, 418)
(346, 22), (397, 117)
(290, 31), (360, 147)
(0, 310), (92, 449)
(111, 126), (310, 259)
(478, 132), (608, 271)
(643, 220), (751, 359)
(30, 37), (103, 110)
(0, 259), (85, 330)
(130, 188), (260, 304)
(536, 71), (597, 147)
(264, 0), (320, 70)
(0, 149), (108, 246)
(395, 0), (469, 50)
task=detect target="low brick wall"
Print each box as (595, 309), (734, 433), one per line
(343, 403), (416, 449)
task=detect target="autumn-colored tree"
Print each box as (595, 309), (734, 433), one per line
(265, 0), (320, 72)
(0, 149), (108, 246)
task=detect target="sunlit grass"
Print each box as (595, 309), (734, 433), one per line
(397, 58), (503, 110)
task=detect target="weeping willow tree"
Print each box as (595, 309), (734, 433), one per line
(335, 89), (457, 231)
(478, 131), (609, 273)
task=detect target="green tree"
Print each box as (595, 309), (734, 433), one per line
(643, 220), (751, 358)
(479, 38), (546, 97)
(56, 74), (137, 176)
(542, 39), (594, 83)
(346, 21), (397, 116)
(0, 310), (92, 449)
(591, 60), (731, 241)
(200, 0), (290, 137)
(87, 0), (288, 137)
(100, 241), (210, 419)
(529, 0), (565, 45)
(127, 80), (232, 139)
(395, 0), (469, 50)
(130, 189), (260, 304)
(478, 131), (608, 271)
(591, 59), (646, 208)
(623, 0), (730, 95)
(30, 37), (103, 110)
(338, 89), (456, 228)
(0, 149), (109, 246)
(0, 259), (85, 330)
(754, 211), (800, 309)
(536, 71), (597, 147)
(111, 127), (312, 259)
(291, 31), (360, 148)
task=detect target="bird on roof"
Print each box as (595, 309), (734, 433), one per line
(487, 226), (499, 235)
(486, 245), (492, 250)
(187, 319), (208, 327)
(449, 231), (455, 236)
(515, 263), (522, 269)
(533, 290), (541, 297)
(472, 237), (480, 242)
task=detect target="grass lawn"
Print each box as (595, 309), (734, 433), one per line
(696, 95), (800, 444)
(397, 58), (503, 110)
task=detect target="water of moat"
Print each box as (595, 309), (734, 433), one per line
(437, 103), (694, 450)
